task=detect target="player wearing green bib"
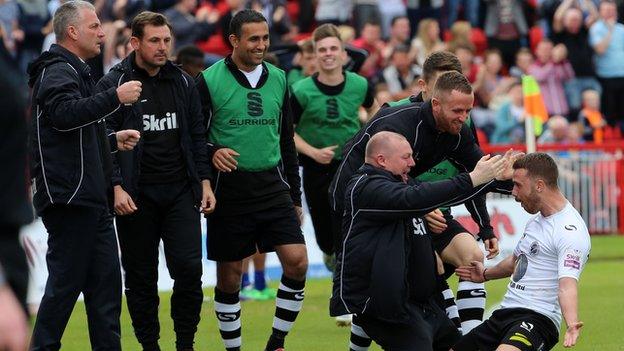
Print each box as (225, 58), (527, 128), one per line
(291, 24), (377, 258)
(290, 24), (378, 333)
(196, 10), (307, 351)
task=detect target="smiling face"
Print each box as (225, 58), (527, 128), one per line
(132, 24), (172, 70)
(73, 8), (105, 59)
(379, 138), (415, 182)
(512, 168), (541, 214)
(315, 36), (345, 72)
(431, 89), (474, 135)
(230, 21), (270, 71)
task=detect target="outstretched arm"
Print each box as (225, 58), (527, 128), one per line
(455, 253), (516, 283)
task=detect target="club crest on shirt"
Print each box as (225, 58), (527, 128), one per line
(529, 241), (540, 256)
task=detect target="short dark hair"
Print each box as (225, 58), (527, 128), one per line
(391, 44), (410, 57)
(422, 51), (462, 82)
(390, 15), (408, 27)
(229, 9), (267, 38)
(432, 71), (473, 98)
(176, 45), (204, 65)
(513, 153), (559, 188)
(131, 11), (172, 39)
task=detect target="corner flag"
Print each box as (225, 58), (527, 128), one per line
(521, 75), (549, 136)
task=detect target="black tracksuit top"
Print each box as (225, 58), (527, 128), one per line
(28, 44), (121, 214)
(329, 99), (513, 239)
(330, 164), (496, 324)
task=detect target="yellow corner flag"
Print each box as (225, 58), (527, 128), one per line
(522, 75), (549, 136)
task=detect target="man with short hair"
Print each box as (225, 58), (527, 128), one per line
(453, 153), (590, 351)
(196, 9), (307, 351)
(96, 11), (216, 351)
(331, 130), (510, 350)
(27, 1), (142, 349)
(292, 22), (378, 261)
(176, 45), (206, 78)
(331, 54), (510, 335)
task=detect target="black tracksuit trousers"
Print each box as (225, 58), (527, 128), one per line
(115, 180), (202, 350)
(302, 159), (340, 255)
(32, 205), (122, 351)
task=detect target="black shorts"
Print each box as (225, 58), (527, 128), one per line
(359, 298), (461, 351)
(453, 308), (559, 351)
(431, 211), (470, 254)
(206, 202), (305, 261)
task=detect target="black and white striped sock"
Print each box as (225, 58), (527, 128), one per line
(214, 288), (242, 351)
(440, 285), (462, 333)
(349, 316), (372, 351)
(265, 275), (305, 350)
(456, 280), (486, 334)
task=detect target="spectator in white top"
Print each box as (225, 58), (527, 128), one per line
(382, 44), (421, 100)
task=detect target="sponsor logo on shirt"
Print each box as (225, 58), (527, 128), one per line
(564, 249), (582, 269)
(228, 92), (277, 126)
(412, 218), (426, 236)
(142, 112), (178, 132)
(564, 224), (577, 231)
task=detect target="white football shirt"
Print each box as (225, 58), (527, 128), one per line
(500, 202), (591, 330)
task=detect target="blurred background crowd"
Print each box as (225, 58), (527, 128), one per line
(1, 0), (624, 146)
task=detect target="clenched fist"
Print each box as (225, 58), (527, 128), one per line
(116, 129), (141, 151)
(117, 80), (142, 104)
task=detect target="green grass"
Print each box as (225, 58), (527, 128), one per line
(57, 235), (624, 350)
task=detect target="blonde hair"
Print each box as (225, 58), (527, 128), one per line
(416, 19), (440, 53)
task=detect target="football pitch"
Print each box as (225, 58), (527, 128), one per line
(57, 235), (624, 350)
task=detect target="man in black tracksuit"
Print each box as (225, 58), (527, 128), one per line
(330, 131), (509, 350)
(27, 2), (142, 350)
(96, 12), (215, 351)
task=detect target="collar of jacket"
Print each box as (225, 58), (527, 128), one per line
(49, 44), (92, 79)
(358, 163), (405, 183)
(409, 92), (424, 103)
(114, 51), (180, 80)
(419, 100), (440, 132)
(224, 54), (269, 89)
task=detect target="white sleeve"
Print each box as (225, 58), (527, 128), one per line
(556, 226), (591, 280)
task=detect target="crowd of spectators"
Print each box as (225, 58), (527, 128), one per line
(2, 0), (624, 145)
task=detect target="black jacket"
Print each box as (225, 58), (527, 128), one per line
(329, 100), (513, 240)
(195, 56), (302, 215)
(0, 47), (32, 227)
(329, 164), (493, 323)
(95, 53), (212, 203)
(28, 44), (121, 214)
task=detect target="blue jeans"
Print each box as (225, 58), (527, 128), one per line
(447, 0), (480, 27)
(564, 77), (602, 113)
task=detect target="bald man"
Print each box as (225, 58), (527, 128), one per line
(330, 131), (516, 351)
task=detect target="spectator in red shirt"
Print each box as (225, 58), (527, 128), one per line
(352, 21), (385, 79)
